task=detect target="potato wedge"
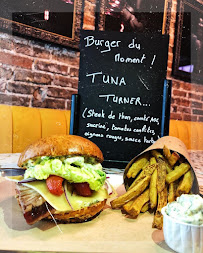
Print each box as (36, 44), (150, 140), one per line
(168, 151), (180, 166)
(157, 158), (167, 193)
(111, 176), (151, 209)
(150, 168), (158, 209)
(152, 186), (167, 229)
(166, 163), (190, 184)
(168, 182), (177, 203)
(176, 169), (193, 196)
(128, 189), (150, 217)
(141, 201), (150, 213)
(127, 154), (149, 178)
(163, 145), (171, 160)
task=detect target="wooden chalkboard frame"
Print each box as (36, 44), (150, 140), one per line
(0, 0), (83, 49)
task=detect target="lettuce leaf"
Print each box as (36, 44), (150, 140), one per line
(24, 156), (106, 191)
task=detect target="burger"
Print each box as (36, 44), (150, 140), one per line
(9, 135), (113, 225)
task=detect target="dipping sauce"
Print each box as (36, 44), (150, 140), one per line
(165, 194), (203, 225)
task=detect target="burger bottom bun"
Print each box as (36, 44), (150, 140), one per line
(46, 200), (107, 223)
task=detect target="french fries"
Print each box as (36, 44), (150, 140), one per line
(127, 154), (149, 178)
(149, 168), (157, 209)
(176, 169), (193, 196)
(110, 145), (195, 230)
(152, 186), (168, 229)
(128, 189), (150, 217)
(110, 176), (151, 209)
(166, 163), (190, 184)
(157, 158), (167, 193)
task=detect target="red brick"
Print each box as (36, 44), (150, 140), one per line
(0, 38), (13, 50)
(66, 99), (71, 110)
(199, 116), (203, 122)
(191, 101), (202, 109)
(6, 82), (35, 94)
(33, 47), (51, 59)
(0, 93), (30, 106)
(13, 42), (33, 56)
(47, 87), (74, 99)
(183, 114), (198, 121)
(0, 51), (32, 69)
(172, 80), (180, 89)
(188, 92), (201, 100)
(52, 51), (80, 66)
(193, 109), (203, 116)
(170, 112), (182, 120)
(180, 82), (192, 91)
(179, 98), (190, 107)
(171, 105), (177, 113)
(69, 67), (79, 77)
(54, 75), (78, 88)
(178, 106), (191, 114)
(173, 89), (187, 97)
(0, 80), (6, 92)
(0, 66), (13, 79)
(14, 69), (52, 85)
(32, 97), (65, 109)
(35, 60), (68, 75)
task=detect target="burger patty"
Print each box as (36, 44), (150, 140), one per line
(15, 183), (106, 225)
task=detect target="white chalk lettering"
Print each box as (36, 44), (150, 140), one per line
(106, 134), (123, 142)
(99, 94), (142, 106)
(118, 112), (131, 121)
(128, 38), (141, 50)
(82, 108), (105, 118)
(86, 72), (102, 83)
(86, 122), (106, 129)
(115, 53), (146, 64)
(111, 124), (132, 132)
(83, 36), (121, 54)
(86, 72), (127, 86)
(125, 137), (141, 143)
(84, 132), (104, 139)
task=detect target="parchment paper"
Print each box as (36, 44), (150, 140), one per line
(0, 174), (174, 253)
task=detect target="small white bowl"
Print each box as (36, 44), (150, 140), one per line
(161, 206), (203, 253)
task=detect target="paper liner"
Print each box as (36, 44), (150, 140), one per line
(123, 136), (199, 194)
(161, 206), (203, 253)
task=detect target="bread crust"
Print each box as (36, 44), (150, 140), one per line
(47, 200), (107, 223)
(18, 135), (104, 167)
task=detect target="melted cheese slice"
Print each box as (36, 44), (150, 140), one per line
(6, 176), (109, 212)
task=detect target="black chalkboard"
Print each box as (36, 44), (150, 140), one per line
(71, 30), (170, 168)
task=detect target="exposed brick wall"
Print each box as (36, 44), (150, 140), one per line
(166, 0), (203, 122)
(0, 0), (202, 123)
(0, 33), (79, 110)
(170, 79), (203, 121)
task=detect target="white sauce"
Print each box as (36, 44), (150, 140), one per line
(165, 194), (203, 225)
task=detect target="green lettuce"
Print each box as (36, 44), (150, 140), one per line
(24, 156), (106, 191)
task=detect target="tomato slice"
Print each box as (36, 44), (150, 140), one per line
(46, 175), (64, 196)
(73, 182), (92, 197)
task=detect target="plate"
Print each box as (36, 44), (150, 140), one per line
(0, 174), (174, 253)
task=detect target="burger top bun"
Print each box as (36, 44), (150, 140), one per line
(18, 135), (104, 167)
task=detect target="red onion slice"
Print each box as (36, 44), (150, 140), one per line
(64, 181), (74, 210)
(105, 179), (113, 195)
(18, 178), (37, 184)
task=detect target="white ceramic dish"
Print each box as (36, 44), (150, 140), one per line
(161, 206), (203, 253)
